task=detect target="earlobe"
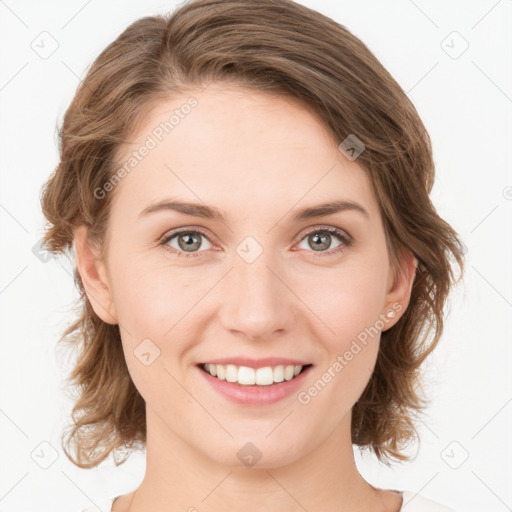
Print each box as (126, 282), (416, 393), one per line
(74, 225), (118, 325)
(382, 249), (417, 330)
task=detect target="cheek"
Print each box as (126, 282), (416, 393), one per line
(109, 262), (203, 404)
(112, 247), (389, 347)
(294, 266), (385, 422)
(109, 256), (219, 380)
(112, 266), (198, 337)
(297, 259), (388, 349)
(293, 262), (386, 410)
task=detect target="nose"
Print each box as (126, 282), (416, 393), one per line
(218, 252), (296, 342)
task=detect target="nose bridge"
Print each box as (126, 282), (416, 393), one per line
(220, 244), (293, 340)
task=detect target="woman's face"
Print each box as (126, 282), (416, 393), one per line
(79, 83), (413, 468)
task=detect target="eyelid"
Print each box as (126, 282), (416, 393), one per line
(160, 224), (353, 258)
(159, 226), (216, 246)
(293, 224), (352, 245)
(159, 226), (216, 259)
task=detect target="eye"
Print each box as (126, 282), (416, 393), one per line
(160, 226), (353, 259)
(295, 226), (353, 258)
(160, 228), (213, 259)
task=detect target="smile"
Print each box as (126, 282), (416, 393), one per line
(200, 363), (313, 386)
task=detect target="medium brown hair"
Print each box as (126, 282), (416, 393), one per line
(40, 0), (464, 468)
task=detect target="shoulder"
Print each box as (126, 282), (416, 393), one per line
(77, 496), (118, 512)
(401, 490), (456, 511)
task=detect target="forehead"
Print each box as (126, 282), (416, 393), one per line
(109, 84), (378, 221)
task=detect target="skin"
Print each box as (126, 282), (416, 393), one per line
(74, 83), (417, 512)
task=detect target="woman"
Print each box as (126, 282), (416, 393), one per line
(40, 1), (464, 510)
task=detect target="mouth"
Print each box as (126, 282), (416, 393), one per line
(197, 362), (314, 387)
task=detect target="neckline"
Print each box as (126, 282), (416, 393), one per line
(110, 495), (121, 511)
(111, 490), (407, 512)
(109, 489), (412, 512)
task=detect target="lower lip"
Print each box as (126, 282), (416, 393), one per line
(197, 365), (313, 405)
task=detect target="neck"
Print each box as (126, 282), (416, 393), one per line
(125, 407), (400, 512)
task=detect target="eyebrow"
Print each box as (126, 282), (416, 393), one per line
(138, 198), (369, 223)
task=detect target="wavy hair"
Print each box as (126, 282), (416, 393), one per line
(40, 0), (465, 468)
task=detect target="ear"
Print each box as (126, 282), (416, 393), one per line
(74, 225), (118, 325)
(382, 248), (417, 331)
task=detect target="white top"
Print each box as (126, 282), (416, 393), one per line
(78, 490), (455, 511)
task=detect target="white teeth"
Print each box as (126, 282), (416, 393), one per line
(203, 363), (307, 386)
(225, 364), (238, 383)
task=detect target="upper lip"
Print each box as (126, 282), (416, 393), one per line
(199, 357), (313, 368)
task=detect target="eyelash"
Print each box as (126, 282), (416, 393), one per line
(159, 226), (353, 260)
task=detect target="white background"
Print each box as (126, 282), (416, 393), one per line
(0, 1), (511, 511)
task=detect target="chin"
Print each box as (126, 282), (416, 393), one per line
(202, 436), (304, 470)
